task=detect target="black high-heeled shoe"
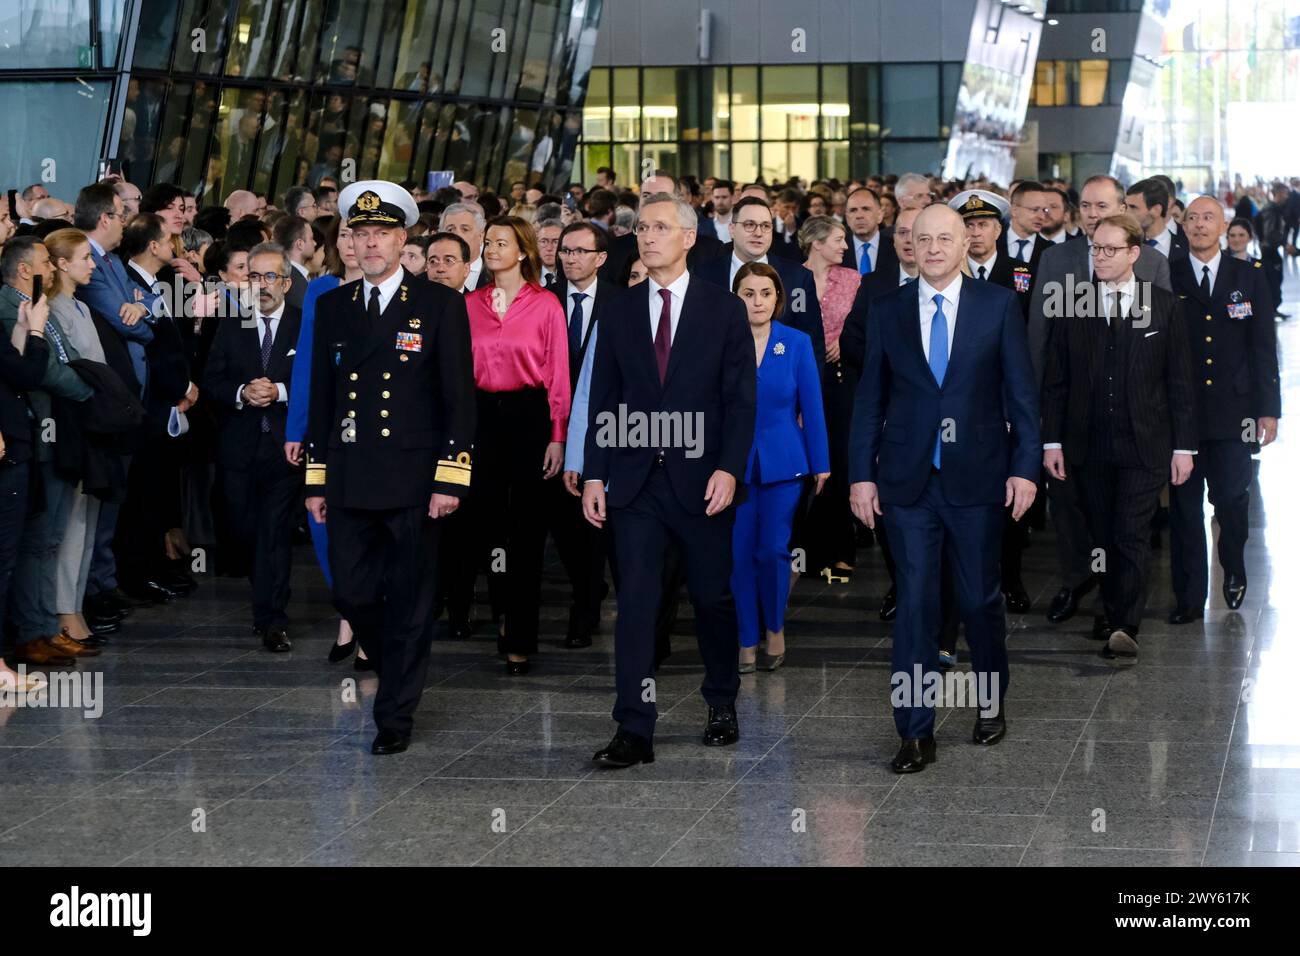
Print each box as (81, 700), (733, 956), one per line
(328, 638), (356, 663)
(353, 654), (375, 672)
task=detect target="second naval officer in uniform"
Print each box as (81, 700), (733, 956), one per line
(304, 180), (476, 755)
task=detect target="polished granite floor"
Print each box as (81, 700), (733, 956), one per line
(3, 269), (1299, 869)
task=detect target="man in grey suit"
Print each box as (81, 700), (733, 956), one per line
(1027, 174), (1171, 626)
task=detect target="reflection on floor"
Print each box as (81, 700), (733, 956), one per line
(2, 265), (1298, 868)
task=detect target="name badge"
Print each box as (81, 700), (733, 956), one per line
(396, 331), (422, 352)
(1227, 301), (1252, 320)
(1012, 269), (1031, 294)
(331, 340), (345, 366)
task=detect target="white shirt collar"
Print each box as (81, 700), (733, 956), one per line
(130, 260), (159, 287)
(899, 267), (915, 286)
(256, 301), (286, 323)
(1101, 274), (1138, 314)
(568, 274), (598, 298)
(855, 231), (878, 250)
(291, 260), (309, 279)
(1190, 248), (1222, 288)
(649, 269), (690, 302)
(968, 252), (997, 276)
(1164, 218), (1179, 237)
(919, 272), (962, 309)
(466, 257), (484, 287)
(362, 267), (405, 313)
(1006, 225), (1035, 246)
(730, 252), (767, 285)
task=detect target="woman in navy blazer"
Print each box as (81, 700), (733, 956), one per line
(731, 263), (830, 672)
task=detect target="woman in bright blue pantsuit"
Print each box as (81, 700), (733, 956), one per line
(730, 262), (830, 673)
(283, 219), (367, 665)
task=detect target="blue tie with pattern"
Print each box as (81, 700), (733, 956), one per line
(929, 293), (949, 469)
(569, 292), (586, 363)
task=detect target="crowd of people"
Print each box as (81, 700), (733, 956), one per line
(0, 161), (1288, 770)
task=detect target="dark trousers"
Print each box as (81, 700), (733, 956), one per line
(1074, 448), (1165, 633)
(609, 466), (740, 741)
(0, 460), (30, 636)
(803, 362), (857, 570)
(1000, 506), (1028, 588)
(1170, 438), (1252, 609)
(328, 504), (441, 734)
(547, 476), (608, 636)
(1045, 471), (1094, 589)
(883, 472), (1008, 740)
(220, 431), (303, 631)
(116, 437), (182, 587)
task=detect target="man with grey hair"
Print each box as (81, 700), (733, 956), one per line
(582, 190), (755, 768)
(893, 173), (933, 212)
(438, 201), (490, 290)
(203, 240), (304, 653)
(535, 217), (563, 288)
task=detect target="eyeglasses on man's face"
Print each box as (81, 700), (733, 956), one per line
(736, 219), (773, 234)
(248, 272), (287, 283)
(558, 246), (596, 257)
(1089, 244), (1134, 258)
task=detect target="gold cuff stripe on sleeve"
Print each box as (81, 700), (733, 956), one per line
(306, 465), (327, 482)
(434, 462), (472, 486)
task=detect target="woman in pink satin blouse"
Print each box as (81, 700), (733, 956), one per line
(461, 216), (570, 675)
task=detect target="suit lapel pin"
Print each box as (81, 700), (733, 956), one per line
(773, 342), (786, 355)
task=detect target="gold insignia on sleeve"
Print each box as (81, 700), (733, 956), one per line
(306, 464), (327, 483)
(435, 451), (473, 487)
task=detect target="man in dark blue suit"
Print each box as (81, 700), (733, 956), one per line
(849, 204), (1040, 773)
(582, 192), (756, 768)
(692, 196), (826, 369)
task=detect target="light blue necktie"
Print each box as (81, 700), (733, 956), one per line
(859, 241), (873, 276)
(929, 293), (949, 469)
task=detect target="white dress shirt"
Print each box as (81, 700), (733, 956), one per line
(1043, 227), (1069, 244)
(648, 269), (690, 345)
(917, 274), (961, 362)
(291, 260), (309, 281)
(968, 252), (998, 281)
(462, 256), (484, 293)
(363, 266), (405, 314)
(234, 301), (289, 408)
(565, 274), (598, 345)
(728, 252), (768, 289)
(1189, 248), (1222, 293)
(899, 267), (916, 286)
(1005, 226), (1037, 263)
(713, 213), (732, 244)
(854, 232), (879, 272)
(1149, 227), (1172, 258)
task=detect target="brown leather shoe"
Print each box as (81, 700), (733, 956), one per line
(50, 630), (102, 658)
(12, 638), (76, 666)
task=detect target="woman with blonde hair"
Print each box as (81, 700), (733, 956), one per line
(38, 228), (110, 648)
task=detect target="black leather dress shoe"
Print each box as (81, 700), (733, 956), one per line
(88, 619), (120, 636)
(327, 638), (356, 663)
(84, 603), (126, 625)
(505, 658), (531, 676)
(1090, 615), (1113, 641)
(702, 704), (740, 746)
(592, 730), (655, 768)
(1223, 574), (1247, 610)
(890, 736), (936, 773)
(121, 581), (174, 604)
(353, 655), (375, 672)
(77, 633), (111, 647)
(1047, 576), (1096, 624)
(564, 620), (592, 648)
(98, 587), (150, 610)
(878, 587), (897, 622)
(972, 712), (1006, 745)
(371, 729), (410, 755)
(160, 570), (197, 594)
(1003, 583), (1031, 614)
(260, 628), (292, 652)
(1168, 606), (1204, 625)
